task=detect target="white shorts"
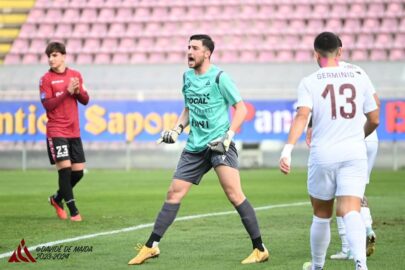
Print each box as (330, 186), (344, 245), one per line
(366, 140), (378, 183)
(308, 160), (368, 200)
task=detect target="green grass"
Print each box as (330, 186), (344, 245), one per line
(0, 169), (404, 269)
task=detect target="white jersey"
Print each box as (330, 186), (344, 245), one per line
(296, 64), (378, 164)
(339, 61), (378, 142)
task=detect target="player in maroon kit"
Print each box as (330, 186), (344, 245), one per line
(39, 42), (89, 222)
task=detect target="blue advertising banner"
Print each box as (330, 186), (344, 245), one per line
(0, 99), (404, 142)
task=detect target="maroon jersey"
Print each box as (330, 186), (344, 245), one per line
(39, 68), (89, 138)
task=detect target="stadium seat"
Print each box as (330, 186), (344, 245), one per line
(83, 38), (100, 53)
(393, 33), (405, 48)
(276, 50), (294, 62)
(370, 49), (387, 61)
(37, 24), (55, 38)
(98, 8), (115, 22)
(54, 24), (73, 38)
(294, 4), (311, 16)
(19, 23), (37, 38)
(112, 53), (129, 64)
(94, 53), (111, 64)
(108, 23), (125, 37)
(4, 53), (21, 64)
(66, 39), (83, 53)
(76, 54), (93, 64)
(386, 2), (402, 16)
(44, 9), (63, 23)
(295, 49), (312, 62)
(325, 19), (342, 31)
(258, 50), (276, 62)
(380, 18), (398, 32)
(101, 38), (118, 52)
(22, 53), (38, 64)
(80, 8), (98, 23)
(362, 18), (380, 32)
(375, 33), (393, 48)
(72, 23), (91, 37)
(130, 52), (148, 64)
(166, 51), (184, 63)
(62, 8), (81, 23)
(389, 49), (404, 61)
(118, 38), (136, 52)
(344, 19), (361, 31)
(116, 8), (133, 22)
(367, 2), (384, 16)
(134, 7), (150, 18)
(26, 8), (45, 23)
(351, 49), (368, 61)
(10, 39), (29, 53)
(28, 39), (47, 53)
(356, 34), (374, 49)
(90, 23), (108, 37)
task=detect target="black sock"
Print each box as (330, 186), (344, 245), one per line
(53, 191), (63, 204)
(71, 170), (84, 188)
(58, 167), (79, 216)
(145, 233), (162, 248)
(252, 236), (265, 251)
(54, 170), (83, 203)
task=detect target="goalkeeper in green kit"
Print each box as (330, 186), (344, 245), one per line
(128, 34), (269, 265)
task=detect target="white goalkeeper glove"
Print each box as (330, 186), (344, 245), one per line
(279, 144), (294, 174)
(207, 130), (235, 154)
(158, 124), (184, 144)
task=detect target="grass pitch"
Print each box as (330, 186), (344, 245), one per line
(0, 169), (404, 269)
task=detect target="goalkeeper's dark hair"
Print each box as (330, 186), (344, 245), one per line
(189, 34), (215, 54)
(45, 42), (66, 57)
(314, 32), (339, 57)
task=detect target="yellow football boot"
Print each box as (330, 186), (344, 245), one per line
(241, 247), (269, 264)
(128, 244), (160, 265)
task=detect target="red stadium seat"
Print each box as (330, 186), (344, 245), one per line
(80, 8), (97, 23)
(83, 38), (101, 53)
(118, 38), (136, 52)
(89, 23), (108, 38)
(100, 38), (118, 52)
(66, 39), (83, 53)
(26, 9), (45, 23)
(351, 49), (368, 61)
(258, 50), (276, 62)
(72, 23), (90, 38)
(130, 52), (148, 64)
(98, 8), (115, 22)
(19, 24), (37, 38)
(44, 9), (63, 23)
(116, 8), (133, 22)
(108, 23), (126, 37)
(28, 39), (47, 53)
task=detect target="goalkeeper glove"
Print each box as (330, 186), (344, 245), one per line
(207, 130), (235, 154)
(159, 124), (184, 144)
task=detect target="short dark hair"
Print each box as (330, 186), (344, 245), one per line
(189, 34), (215, 54)
(45, 42), (66, 57)
(336, 35), (343, 47)
(314, 32), (339, 57)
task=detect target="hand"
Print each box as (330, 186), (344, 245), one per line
(305, 127), (312, 148)
(279, 144), (293, 175)
(67, 78), (79, 95)
(157, 125), (183, 144)
(207, 130), (235, 154)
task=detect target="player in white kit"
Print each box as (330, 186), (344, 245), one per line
(306, 39), (380, 260)
(279, 32), (379, 270)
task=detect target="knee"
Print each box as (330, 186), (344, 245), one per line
(166, 188), (184, 204)
(226, 191), (245, 206)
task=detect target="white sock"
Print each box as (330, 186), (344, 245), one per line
(336, 216), (349, 253)
(343, 211), (367, 269)
(152, 241), (159, 248)
(311, 216), (331, 269)
(360, 207), (373, 235)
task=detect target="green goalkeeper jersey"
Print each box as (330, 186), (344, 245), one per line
(182, 65), (242, 152)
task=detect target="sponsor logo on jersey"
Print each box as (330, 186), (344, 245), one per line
(40, 92), (46, 100)
(51, 80), (64, 85)
(55, 91), (64, 97)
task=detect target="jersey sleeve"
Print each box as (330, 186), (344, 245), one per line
(363, 85), (378, 114)
(295, 78), (313, 110)
(75, 72), (90, 105)
(218, 72), (242, 105)
(362, 72), (376, 95)
(182, 72), (188, 108)
(39, 74), (52, 101)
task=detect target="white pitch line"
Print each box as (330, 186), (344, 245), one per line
(0, 201), (309, 259)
